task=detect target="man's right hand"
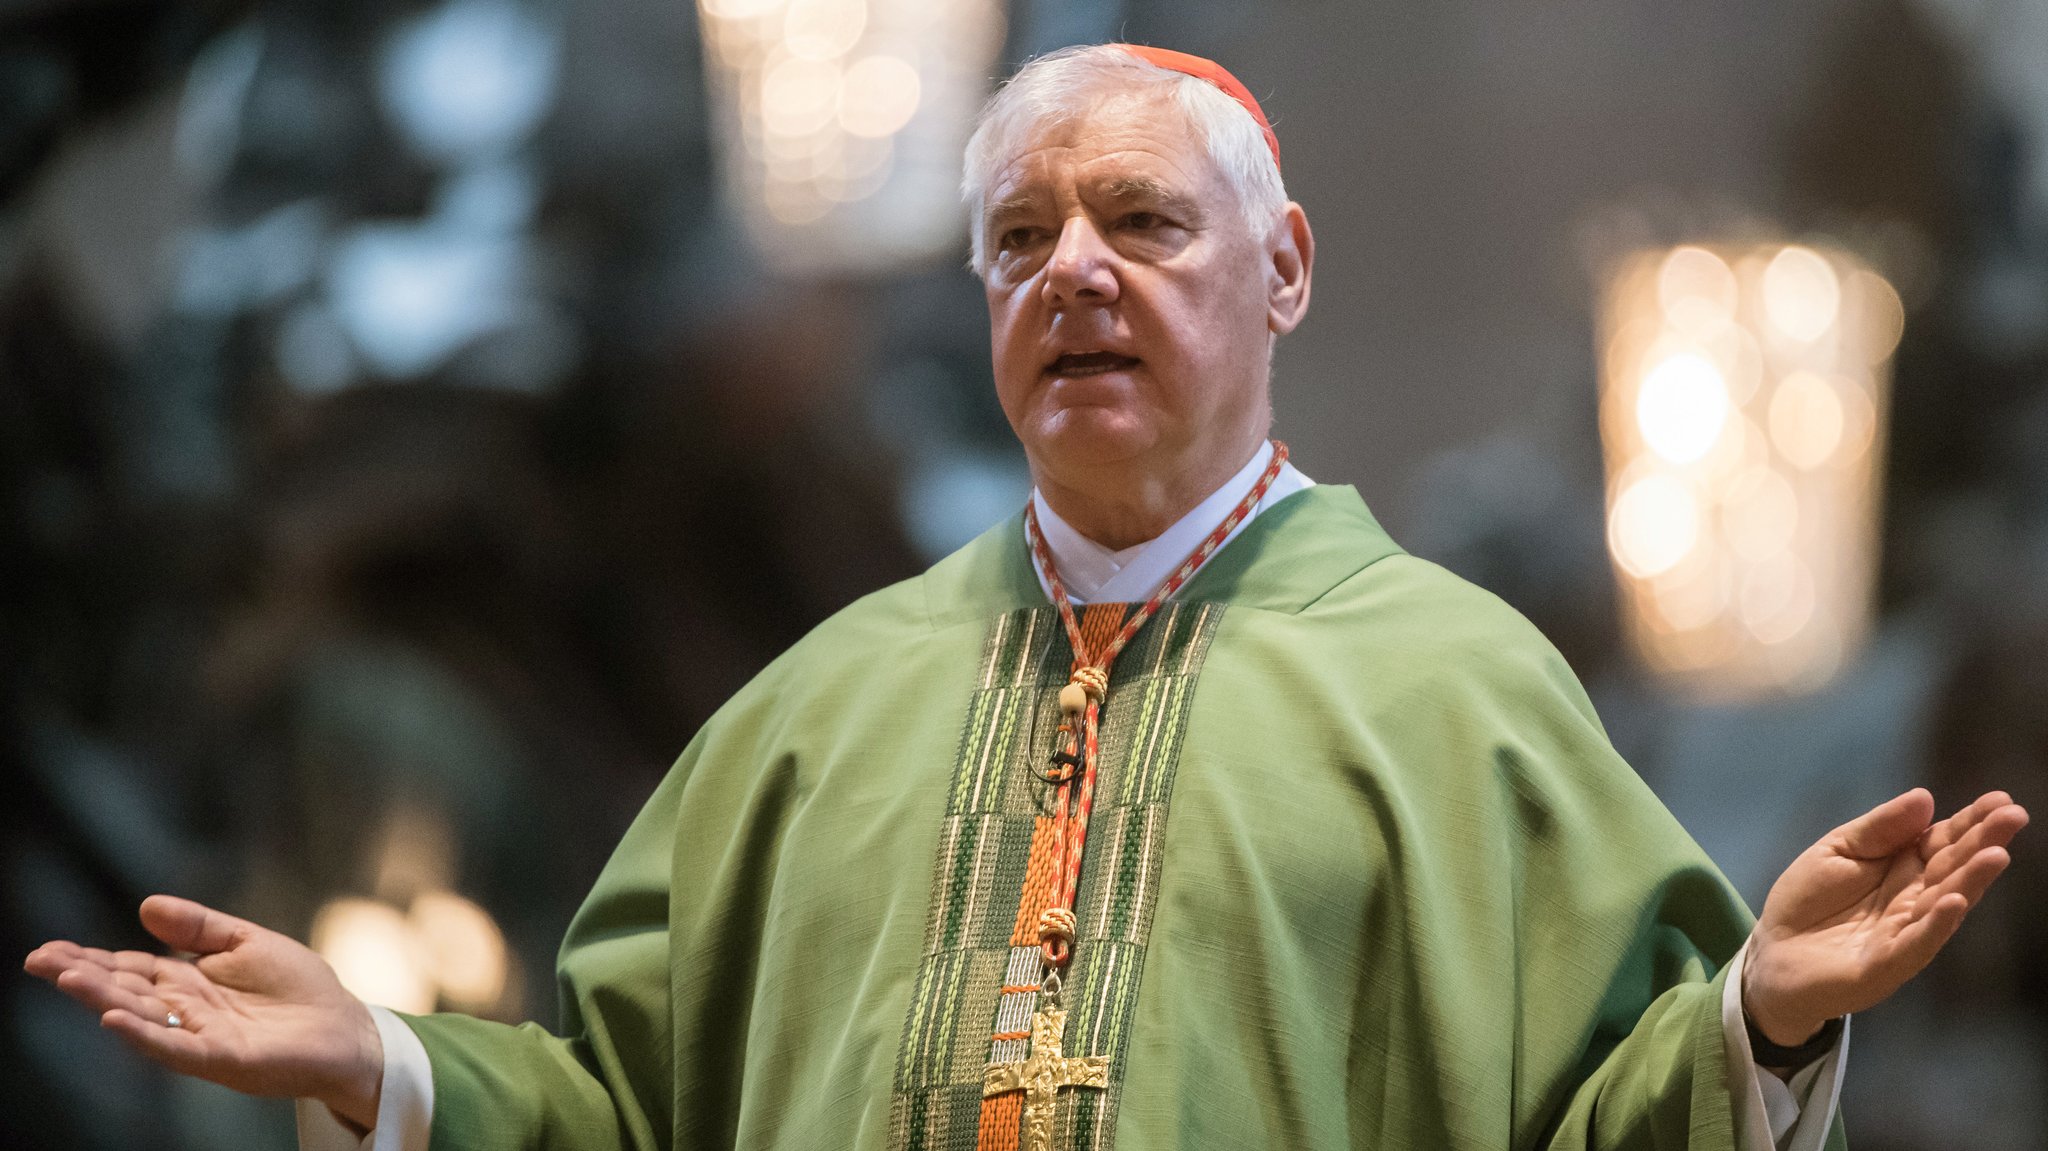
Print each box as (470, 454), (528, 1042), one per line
(23, 894), (385, 1133)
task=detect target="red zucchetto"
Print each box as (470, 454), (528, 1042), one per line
(1112, 43), (1280, 170)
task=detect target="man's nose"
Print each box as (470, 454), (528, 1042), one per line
(1041, 217), (1120, 308)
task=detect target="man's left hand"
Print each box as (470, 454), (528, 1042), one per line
(1744, 788), (2029, 1048)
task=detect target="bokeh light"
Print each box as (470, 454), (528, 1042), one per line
(1769, 371), (1847, 470)
(1762, 245), (1842, 343)
(409, 890), (509, 1011)
(697, 0), (1003, 273)
(310, 889), (511, 1015)
(1722, 466), (1800, 561)
(310, 899), (435, 1014)
(1656, 245), (1739, 333)
(1599, 242), (1895, 697)
(1637, 352), (1730, 464)
(377, 0), (559, 164)
(840, 55), (922, 138)
(1609, 472), (1700, 578)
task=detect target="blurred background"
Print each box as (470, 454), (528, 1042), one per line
(2, 0), (2043, 1147)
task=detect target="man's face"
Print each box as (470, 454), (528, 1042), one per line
(981, 95), (1279, 488)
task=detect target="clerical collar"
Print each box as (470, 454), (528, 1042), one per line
(1028, 441), (1315, 605)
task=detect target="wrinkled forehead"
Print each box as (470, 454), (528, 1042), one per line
(982, 92), (1223, 209)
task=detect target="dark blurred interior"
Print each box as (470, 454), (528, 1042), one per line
(3, 1), (2044, 1147)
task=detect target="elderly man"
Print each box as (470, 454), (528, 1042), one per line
(25, 43), (2028, 1151)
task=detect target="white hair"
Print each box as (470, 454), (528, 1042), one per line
(961, 44), (1289, 276)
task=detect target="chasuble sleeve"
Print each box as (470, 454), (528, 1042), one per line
(390, 740), (695, 1151)
(1393, 582), (1851, 1151)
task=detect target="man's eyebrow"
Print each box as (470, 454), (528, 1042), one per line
(985, 192), (1043, 223)
(1100, 177), (1204, 218)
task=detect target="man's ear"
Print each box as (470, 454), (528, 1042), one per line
(1266, 202), (1314, 336)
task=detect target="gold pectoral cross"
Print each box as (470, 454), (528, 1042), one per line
(983, 1005), (1110, 1151)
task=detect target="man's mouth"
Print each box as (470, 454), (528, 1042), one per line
(1046, 351), (1141, 377)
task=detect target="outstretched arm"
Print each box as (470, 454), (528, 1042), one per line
(1744, 789), (2029, 1048)
(23, 894), (385, 1133)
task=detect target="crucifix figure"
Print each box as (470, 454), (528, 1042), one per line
(983, 1004), (1110, 1151)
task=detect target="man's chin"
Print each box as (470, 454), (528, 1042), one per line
(1022, 413), (1161, 474)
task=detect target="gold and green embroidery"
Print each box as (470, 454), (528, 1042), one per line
(889, 601), (1221, 1151)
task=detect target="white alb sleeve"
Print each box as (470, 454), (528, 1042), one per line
(1720, 940), (1849, 1151)
(294, 1004), (435, 1151)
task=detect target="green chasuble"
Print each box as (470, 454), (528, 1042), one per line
(397, 485), (1846, 1150)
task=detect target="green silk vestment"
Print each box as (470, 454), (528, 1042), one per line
(398, 485), (1831, 1150)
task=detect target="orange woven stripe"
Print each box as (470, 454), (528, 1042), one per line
(978, 1091), (1022, 1151)
(998, 984), (1041, 996)
(1009, 816), (1064, 946)
(1076, 602), (1130, 661)
(990, 1029), (1030, 1042)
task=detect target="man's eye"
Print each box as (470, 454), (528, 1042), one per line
(997, 227), (1040, 252)
(1122, 212), (1165, 230)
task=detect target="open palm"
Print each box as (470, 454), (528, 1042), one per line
(1744, 788), (2029, 1044)
(22, 894), (383, 1129)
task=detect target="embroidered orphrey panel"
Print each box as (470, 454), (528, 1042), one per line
(888, 600), (1223, 1151)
